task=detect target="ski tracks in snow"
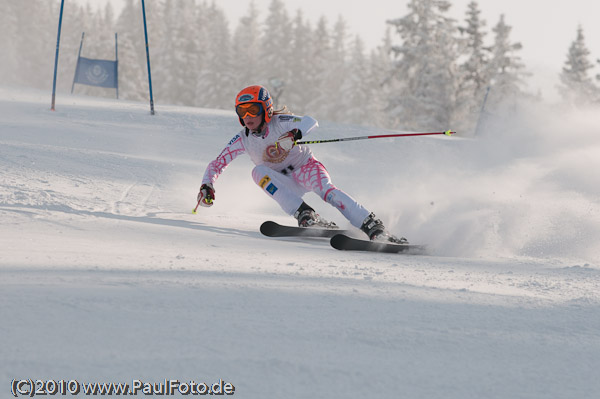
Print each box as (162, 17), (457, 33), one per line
(112, 181), (157, 216)
(0, 139), (166, 220)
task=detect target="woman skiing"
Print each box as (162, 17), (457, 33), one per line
(197, 85), (407, 243)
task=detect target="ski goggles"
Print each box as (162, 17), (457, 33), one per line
(236, 103), (263, 119)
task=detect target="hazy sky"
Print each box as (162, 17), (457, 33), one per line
(84, 0), (600, 100)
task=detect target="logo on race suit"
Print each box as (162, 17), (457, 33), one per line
(263, 144), (289, 164)
(238, 94), (254, 102)
(259, 175), (271, 188)
(228, 134), (241, 146)
(277, 115), (302, 123)
(326, 189), (346, 210)
(266, 183), (278, 195)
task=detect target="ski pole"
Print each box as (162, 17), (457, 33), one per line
(192, 199), (201, 214)
(192, 197), (214, 214)
(297, 130), (455, 145)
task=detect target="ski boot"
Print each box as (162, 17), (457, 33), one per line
(360, 213), (408, 244)
(294, 202), (338, 229)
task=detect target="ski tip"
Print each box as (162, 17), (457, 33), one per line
(330, 234), (427, 254)
(330, 234), (350, 250)
(259, 221), (279, 236)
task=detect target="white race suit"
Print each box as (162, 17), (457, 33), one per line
(201, 114), (370, 228)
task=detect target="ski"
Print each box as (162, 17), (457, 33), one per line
(260, 221), (353, 238)
(330, 234), (426, 254)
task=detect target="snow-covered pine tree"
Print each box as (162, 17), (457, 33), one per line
(14, 0), (56, 89)
(323, 16), (351, 122)
(558, 26), (599, 106)
(339, 35), (371, 126)
(0, 1), (21, 84)
(303, 16), (333, 119)
(597, 58), (600, 89)
(231, 2), (263, 90)
(368, 29), (397, 129)
(162, 0), (200, 105)
(459, 1), (489, 93)
(456, 1), (490, 134)
(285, 10), (313, 114)
(259, 0), (294, 109)
(195, 1), (234, 110)
(386, 0), (460, 131)
(485, 14), (527, 110)
(365, 37), (396, 129)
(115, 0), (148, 102)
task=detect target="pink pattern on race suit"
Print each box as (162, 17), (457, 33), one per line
(293, 157), (335, 199)
(206, 140), (245, 181)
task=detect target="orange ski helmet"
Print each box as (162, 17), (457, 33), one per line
(235, 85), (274, 126)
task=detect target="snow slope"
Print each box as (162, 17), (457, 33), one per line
(1, 87), (599, 398)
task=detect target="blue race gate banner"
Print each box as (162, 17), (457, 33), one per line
(73, 57), (118, 89)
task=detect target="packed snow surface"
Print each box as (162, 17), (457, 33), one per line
(1, 87), (599, 398)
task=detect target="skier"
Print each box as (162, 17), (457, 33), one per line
(196, 85), (407, 243)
